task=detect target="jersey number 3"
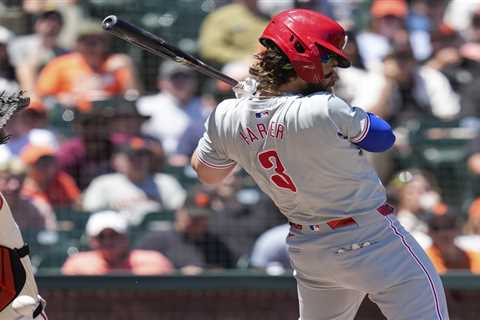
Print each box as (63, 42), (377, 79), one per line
(258, 150), (297, 192)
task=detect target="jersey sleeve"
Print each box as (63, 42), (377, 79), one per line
(326, 96), (369, 144)
(195, 108), (236, 169)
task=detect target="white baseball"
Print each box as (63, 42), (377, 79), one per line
(11, 295), (36, 317)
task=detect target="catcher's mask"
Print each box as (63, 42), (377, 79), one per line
(0, 244), (29, 312)
(260, 9), (351, 83)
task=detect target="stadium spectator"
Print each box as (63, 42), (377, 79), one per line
(249, 223), (290, 272)
(136, 188), (236, 273)
(426, 25), (464, 91)
(22, 0), (89, 48)
(170, 119), (206, 167)
(36, 22), (139, 111)
(443, 0), (480, 34)
(0, 157), (54, 231)
(7, 10), (68, 102)
(292, 0), (364, 31)
(0, 26), (18, 94)
(425, 212), (480, 274)
(376, 48), (460, 127)
(55, 107), (114, 190)
(102, 98), (166, 173)
(466, 133), (480, 195)
(387, 169), (446, 248)
(198, 0), (268, 66)
(450, 11), (480, 120)
(20, 144), (80, 210)
(334, 31), (386, 117)
(356, 0), (411, 70)
(106, 98), (152, 142)
(62, 210), (173, 275)
(405, 0), (449, 61)
(137, 61), (210, 158)
(206, 173), (285, 259)
(82, 137), (186, 226)
(454, 198), (480, 254)
(0, 105), (59, 158)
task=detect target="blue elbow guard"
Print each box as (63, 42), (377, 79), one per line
(353, 113), (395, 152)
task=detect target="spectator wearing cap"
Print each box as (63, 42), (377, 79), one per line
(0, 157), (55, 232)
(0, 26), (18, 94)
(356, 0), (411, 71)
(36, 22), (139, 111)
(62, 210), (173, 275)
(82, 137), (186, 226)
(7, 10), (68, 103)
(136, 61), (211, 159)
(136, 187), (236, 273)
(20, 144), (80, 211)
(424, 212), (480, 274)
(103, 98), (166, 173)
(107, 98), (153, 143)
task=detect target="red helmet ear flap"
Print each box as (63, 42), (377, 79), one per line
(261, 29), (325, 83)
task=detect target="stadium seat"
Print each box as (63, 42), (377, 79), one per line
(403, 117), (475, 208)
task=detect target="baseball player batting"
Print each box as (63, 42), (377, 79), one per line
(191, 9), (449, 320)
(0, 92), (47, 320)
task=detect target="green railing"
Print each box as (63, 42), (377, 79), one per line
(35, 272), (480, 319)
(36, 270), (480, 290)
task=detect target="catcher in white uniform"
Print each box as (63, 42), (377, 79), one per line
(0, 92), (47, 320)
(191, 9), (449, 320)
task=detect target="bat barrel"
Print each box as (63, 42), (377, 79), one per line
(101, 15), (239, 87)
(102, 15), (118, 31)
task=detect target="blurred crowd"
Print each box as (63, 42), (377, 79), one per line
(2, 0), (480, 276)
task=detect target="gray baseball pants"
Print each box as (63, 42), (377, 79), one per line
(286, 211), (449, 320)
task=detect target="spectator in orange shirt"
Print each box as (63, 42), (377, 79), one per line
(425, 212), (480, 274)
(20, 144), (80, 210)
(455, 198), (480, 254)
(62, 210), (173, 275)
(0, 157), (55, 232)
(36, 23), (139, 111)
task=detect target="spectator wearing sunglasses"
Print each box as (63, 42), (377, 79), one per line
(62, 210), (173, 275)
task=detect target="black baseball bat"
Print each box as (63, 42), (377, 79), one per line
(101, 15), (239, 87)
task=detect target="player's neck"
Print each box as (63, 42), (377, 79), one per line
(278, 77), (307, 94)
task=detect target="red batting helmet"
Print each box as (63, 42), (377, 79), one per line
(259, 9), (351, 83)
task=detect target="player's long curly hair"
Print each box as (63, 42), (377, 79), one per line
(249, 41), (297, 95)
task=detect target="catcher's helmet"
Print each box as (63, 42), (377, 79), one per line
(260, 9), (351, 83)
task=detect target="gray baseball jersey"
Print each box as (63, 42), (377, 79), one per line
(195, 92), (449, 320)
(195, 92), (386, 225)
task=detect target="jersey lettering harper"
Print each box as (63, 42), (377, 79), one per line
(195, 92), (387, 225)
